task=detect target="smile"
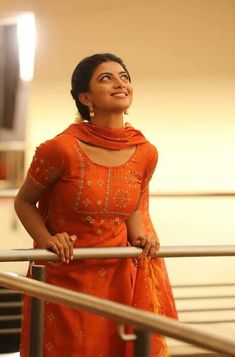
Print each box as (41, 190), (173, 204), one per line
(111, 92), (127, 97)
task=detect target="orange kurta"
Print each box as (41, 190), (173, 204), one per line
(20, 125), (177, 357)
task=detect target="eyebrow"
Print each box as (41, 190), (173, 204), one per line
(96, 71), (128, 80)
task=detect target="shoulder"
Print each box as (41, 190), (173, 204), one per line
(38, 130), (77, 154)
(138, 142), (158, 164)
(31, 129), (78, 171)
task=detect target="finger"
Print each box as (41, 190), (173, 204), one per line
(55, 241), (66, 263)
(48, 241), (60, 257)
(132, 236), (145, 247)
(139, 237), (147, 248)
(143, 240), (152, 256)
(69, 235), (77, 242)
(155, 241), (160, 252)
(58, 234), (73, 263)
(149, 244), (157, 258)
(55, 233), (71, 262)
(69, 235), (77, 260)
(132, 239), (141, 246)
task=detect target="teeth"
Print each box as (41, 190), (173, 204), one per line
(113, 93), (126, 97)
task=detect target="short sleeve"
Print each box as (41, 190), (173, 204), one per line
(140, 145), (158, 193)
(27, 138), (64, 189)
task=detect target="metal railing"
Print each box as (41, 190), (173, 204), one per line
(1, 245), (235, 261)
(0, 270), (235, 356)
(1, 189), (235, 199)
(151, 191), (235, 197)
(0, 245), (235, 356)
(1, 187), (234, 354)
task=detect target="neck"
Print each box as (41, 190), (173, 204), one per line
(90, 112), (124, 129)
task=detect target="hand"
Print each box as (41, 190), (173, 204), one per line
(44, 233), (77, 263)
(131, 235), (160, 258)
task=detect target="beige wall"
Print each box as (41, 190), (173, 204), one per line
(29, 0), (235, 192)
(1, 0), (234, 192)
(0, 1), (235, 283)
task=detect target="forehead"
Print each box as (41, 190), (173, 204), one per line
(92, 61), (126, 77)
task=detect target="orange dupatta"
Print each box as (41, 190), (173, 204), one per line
(60, 121), (148, 149)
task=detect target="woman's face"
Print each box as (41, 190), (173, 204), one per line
(85, 61), (133, 114)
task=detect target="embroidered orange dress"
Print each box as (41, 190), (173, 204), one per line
(20, 123), (177, 357)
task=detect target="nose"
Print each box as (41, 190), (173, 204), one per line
(113, 76), (125, 88)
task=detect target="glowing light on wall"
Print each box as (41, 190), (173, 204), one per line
(17, 13), (36, 82)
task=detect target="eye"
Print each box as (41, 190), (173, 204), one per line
(120, 73), (130, 81)
(100, 74), (111, 82)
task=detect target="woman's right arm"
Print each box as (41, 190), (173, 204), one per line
(14, 176), (76, 263)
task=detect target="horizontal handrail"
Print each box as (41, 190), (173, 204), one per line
(0, 245), (235, 262)
(0, 272), (235, 356)
(1, 190), (235, 199)
(151, 191), (235, 197)
(174, 282), (235, 288)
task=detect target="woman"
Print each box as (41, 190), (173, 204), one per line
(15, 53), (177, 357)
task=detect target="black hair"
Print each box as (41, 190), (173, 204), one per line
(70, 53), (131, 121)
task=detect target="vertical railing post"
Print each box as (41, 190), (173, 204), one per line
(133, 330), (151, 357)
(29, 265), (45, 357)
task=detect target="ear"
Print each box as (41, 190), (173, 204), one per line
(78, 92), (92, 107)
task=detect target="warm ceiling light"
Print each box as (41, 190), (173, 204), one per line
(17, 13), (36, 82)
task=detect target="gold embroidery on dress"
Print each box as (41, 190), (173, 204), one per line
(111, 217), (121, 225)
(98, 267), (106, 277)
(97, 178), (104, 186)
(96, 199), (102, 207)
(57, 218), (66, 227)
(73, 146), (140, 218)
(46, 342), (55, 351)
(103, 167), (111, 212)
(75, 330), (85, 342)
(32, 149), (64, 183)
(47, 312), (56, 322)
(77, 210), (129, 217)
(125, 169), (138, 188)
(44, 166), (60, 183)
(82, 198), (92, 207)
(74, 145), (85, 212)
(114, 173), (122, 181)
(97, 228), (103, 235)
(85, 215), (95, 224)
(28, 172), (47, 189)
(86, 179), (92, 186)
(113, 189), (131, 208)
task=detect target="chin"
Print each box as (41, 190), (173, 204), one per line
(116, 104), (130, 112)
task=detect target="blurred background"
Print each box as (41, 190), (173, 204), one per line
(0, 0), (235, 354)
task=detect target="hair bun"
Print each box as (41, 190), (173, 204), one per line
(70, 89), (76, 99)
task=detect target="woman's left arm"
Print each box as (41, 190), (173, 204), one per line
(126, 191), (160, 257)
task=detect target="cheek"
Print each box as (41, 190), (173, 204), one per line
(92, 94), (111, 109)
(92, 91), (108, 104)
(128, 84), (133, 96)
(129, 89), (133, 103)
